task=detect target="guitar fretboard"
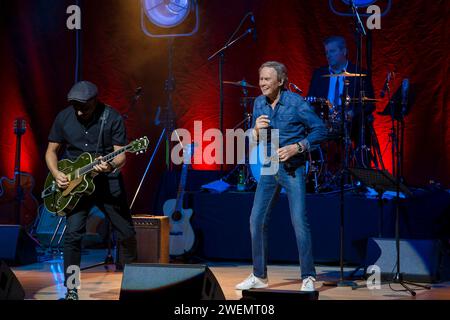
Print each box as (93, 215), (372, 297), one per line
(78, 145), (132, 176)
(174, 163), (188, 212)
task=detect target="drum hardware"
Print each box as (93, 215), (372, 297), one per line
(223, 79), (258, 89)
(208, 11), (257, 149)
(349, 97), (380, 103)
(321, 71), (366, 77)
(305, 147), (326, 193)
(221, 76), (258, 191)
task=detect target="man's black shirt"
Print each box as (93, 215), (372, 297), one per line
(48, 103), (127, 161)
(48, 103), (127, 195)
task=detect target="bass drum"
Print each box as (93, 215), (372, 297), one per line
(249, 144), (325, 188)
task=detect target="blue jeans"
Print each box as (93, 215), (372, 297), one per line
(250, 164), (316, 279)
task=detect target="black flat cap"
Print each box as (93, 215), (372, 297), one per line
(67, 81), (98, 103)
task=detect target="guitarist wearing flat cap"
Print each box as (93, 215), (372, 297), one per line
(45, 81), (137, 300)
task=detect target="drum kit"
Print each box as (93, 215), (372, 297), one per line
(222, 72), (381, 193)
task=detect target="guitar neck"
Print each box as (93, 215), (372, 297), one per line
(14, 134), (22, 175)
(79, 145), (131, 176)
(174, 163), (188, 212)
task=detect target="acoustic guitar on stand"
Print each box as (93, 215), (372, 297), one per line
(163, 143), (196, 257)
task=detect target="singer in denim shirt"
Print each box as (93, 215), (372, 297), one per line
(236, 61), (328, 292)
(252, 82), (327, 168)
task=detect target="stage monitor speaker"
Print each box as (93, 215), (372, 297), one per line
(365, 237), (442, 283)
(0, 260), (25, 300)
(0, 225), (37, 266)
(241, 288), (319, 301)
(119, 264), (225, 300)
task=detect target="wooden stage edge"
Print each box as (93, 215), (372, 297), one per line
(9, 250), (450, 301)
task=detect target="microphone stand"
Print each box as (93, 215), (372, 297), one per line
(323, 79), (357, 288)
(350, 0), (369, 168)
(130, 38), (177, 210)
(388, 81), (429, 295)
(323, 1), (368, 287)
(208, 13), (254, 172)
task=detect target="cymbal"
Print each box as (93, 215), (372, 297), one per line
(322, 71), (367, 78)
(223, 80), (258, 89)
(349, 97), (381, 102)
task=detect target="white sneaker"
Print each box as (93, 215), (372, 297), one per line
(301, 276), (316, 292)
(235, 274), (268, 290)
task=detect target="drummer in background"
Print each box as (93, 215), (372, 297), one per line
(308, 35), (376, 167)
(235, 61), (327, 292)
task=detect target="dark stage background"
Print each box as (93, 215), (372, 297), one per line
(0, 0), (448, 214)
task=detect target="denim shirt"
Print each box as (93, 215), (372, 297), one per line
(252, 90), (328, 167)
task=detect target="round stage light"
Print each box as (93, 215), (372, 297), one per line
(341, 0), (378, 6)
(142, 0), (191, 28)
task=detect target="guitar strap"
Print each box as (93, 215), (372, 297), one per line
(94, 106), (110, 157)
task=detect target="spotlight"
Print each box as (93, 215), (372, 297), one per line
(143, 0), (190, 28)
(329, 0), (391, 17)
(141, 0), (199, 38)
(341, 0), (377, 6)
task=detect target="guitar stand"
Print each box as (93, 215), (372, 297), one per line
(47, 216), (66, 254)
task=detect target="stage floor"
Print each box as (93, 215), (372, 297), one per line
(10, 249), (450, 300)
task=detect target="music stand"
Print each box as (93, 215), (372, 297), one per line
(348, 168), (413, 238)
(347, 167), (430, 295)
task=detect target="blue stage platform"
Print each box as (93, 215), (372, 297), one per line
(154, 171), (450, 264)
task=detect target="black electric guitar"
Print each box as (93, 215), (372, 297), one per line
(163, 143), (195, 256)
(41, 137), (149, 216)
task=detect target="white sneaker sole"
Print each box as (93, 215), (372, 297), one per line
(235, 282), (269, 290)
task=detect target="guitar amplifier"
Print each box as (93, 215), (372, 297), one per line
(132, 215), (169, 263)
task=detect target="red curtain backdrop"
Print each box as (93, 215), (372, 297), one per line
(1, 0), (448, 212)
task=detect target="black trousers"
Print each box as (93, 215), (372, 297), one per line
(63, 174), (137, 287)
